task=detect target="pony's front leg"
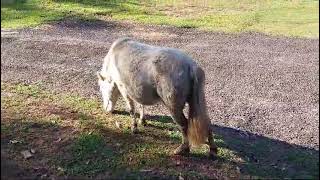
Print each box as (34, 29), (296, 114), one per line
(125, 97), (138, 133)
(207, 128), (218, 160)
(117, 86), (138, 133)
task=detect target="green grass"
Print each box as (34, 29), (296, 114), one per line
(62, 132), (117, 175)
(1, 82), (319, 179)
(1, 82), (239, 178)
(1, 0), (318, 38)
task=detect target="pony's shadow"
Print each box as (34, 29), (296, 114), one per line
(112, 110), (175, 131)
(112, 110), (131, 116)
(113, 110), (319, 178)
(144, 114), (173, 124)
(112, 110), (173, 124)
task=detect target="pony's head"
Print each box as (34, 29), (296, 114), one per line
(97, 71), (120, 113)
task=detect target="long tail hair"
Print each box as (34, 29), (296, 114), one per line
(187, 66), (210, 146)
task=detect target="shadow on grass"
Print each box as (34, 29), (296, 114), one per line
(52, 0), (142, 12)
(52, 0), (153, 20)
(1, 120), (163, 179)
(108, 110), (320, 178)
(112, 110), (130, 116)
(148, 114), (319, 179)
(145, 114), (173, 124)
(51, 16), (129, 31)
(1, 0), (26, 6)
(212, 125), (319, 179)
(1, 106), (201, 179)
(1, 0), (139, 30)
(1, 0), (66, 29)
(1, 102), (319, 179)
(113, 110), (173, 124)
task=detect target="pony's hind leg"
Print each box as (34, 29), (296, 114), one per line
(170, 110), (190, 156)
(207, 129), (218, 160)
(138, 104), (146, 126)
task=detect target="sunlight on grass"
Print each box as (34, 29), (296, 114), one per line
(167, 130), (181, 141)
(1, 82), (318, 179)
(1, 82), (241, 178)
(1, 0), (318, 37)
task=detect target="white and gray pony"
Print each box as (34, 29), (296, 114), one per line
(97, 38), (217, 158)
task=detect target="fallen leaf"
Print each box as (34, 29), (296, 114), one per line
(9, 140), (21, 144)
(179, 175), (184, 180)
(54, 138), (62, 143)
(140, 169), (152, 173)
(115, 121), (122, 129)
(40, 174), (48, 179)
(21, 150), (33, 159)
(57, 166), (64, 172)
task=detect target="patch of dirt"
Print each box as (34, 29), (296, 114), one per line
(169, 155), (238, 179)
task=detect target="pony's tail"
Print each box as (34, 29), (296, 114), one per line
(187, 66), (210, 146)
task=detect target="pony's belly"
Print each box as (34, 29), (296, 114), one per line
(134, 95), (159, 105)
(127, 86), (160, 105)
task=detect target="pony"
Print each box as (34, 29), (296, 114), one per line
(97, 38), (217, 158)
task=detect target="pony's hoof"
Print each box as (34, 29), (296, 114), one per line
(211, 146), (218, 154)
(173, 144), (190, 156)
(139, 120), (146, 126)
(131, 127), (138, 134)
(209, 152), (218, 161)
(209, 147), (218, 160)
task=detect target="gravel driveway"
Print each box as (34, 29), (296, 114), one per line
(1, 19), (319, 150)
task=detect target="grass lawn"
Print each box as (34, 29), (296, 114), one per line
(0, 82), (240, 178)
(1, 0), (319, 38)
(1, 82), (319, 179)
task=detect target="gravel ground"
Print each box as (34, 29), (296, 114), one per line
(1, 19), (319, 150)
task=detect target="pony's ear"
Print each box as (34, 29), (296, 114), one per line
(97, 72), (106, 81)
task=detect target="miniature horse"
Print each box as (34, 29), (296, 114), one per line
(97, 38), (217, 158)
